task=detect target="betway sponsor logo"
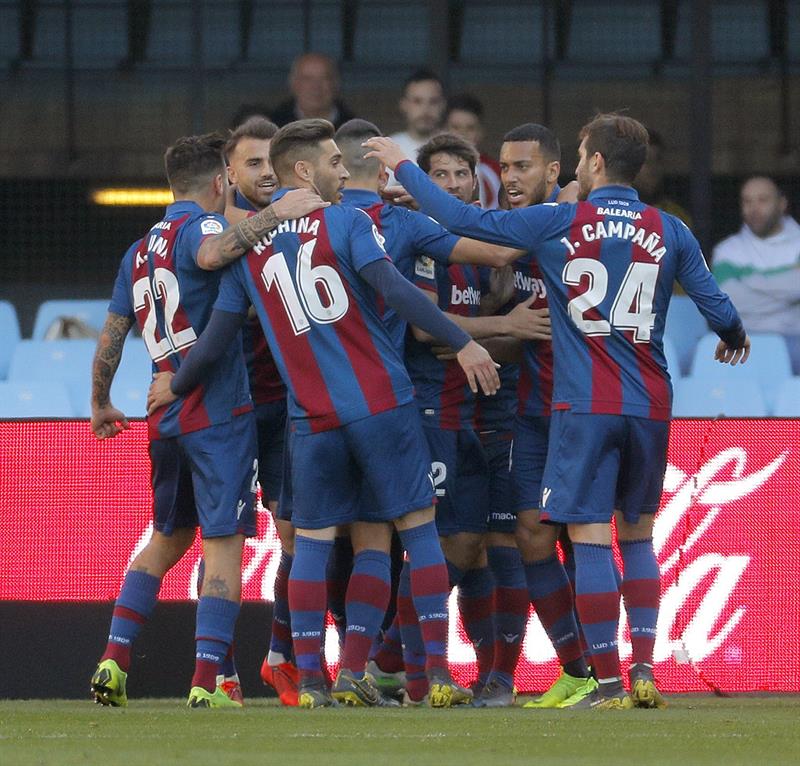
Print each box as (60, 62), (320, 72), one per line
(450, 284), (481, 306)
(513, 272), (546, 299)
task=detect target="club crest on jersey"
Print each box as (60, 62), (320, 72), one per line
(415, 256), (435, 280)
(450, 284), (481, 306)
(200, 218), (224, 236)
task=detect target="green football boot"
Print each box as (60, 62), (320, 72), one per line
(90, 659), (128, 707)
(523, 671), (596, 709)
(187, 686), (243, 708)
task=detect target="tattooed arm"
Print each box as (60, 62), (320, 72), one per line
(90, 311), (134, 440)
(196, 188), (329, 270)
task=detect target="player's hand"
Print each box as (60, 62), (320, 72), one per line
(714, 335), (751, 366)
(362, 137), (408, 171)
(91, 404), (130, 440)
(271, 188), (329, 221)
(456, 340), (501, 396)
(556, 181), (579, 203)
(503, 300), (551, 341)
(147, 372), (177, 415)
(381, 184), (419, 210)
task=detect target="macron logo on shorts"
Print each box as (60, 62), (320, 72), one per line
(541, 487), (552, 508)
(236, 500), (246, 520)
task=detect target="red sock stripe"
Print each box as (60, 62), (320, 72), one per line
(409, 563), (449, 597)
(621, 578), (661, 607)
(574, 591), (620, 624)
(112, 606), (146, 624)
(531, 584), (575, 626)
(289, 580), (327, 612)
(495, 586), (529, 614)
(347, 573), (392, 606)
(460, 593), (495, 622)
(554, 637), (585, 666)
(341, 635), (375, 674)
(590, 650), (620, 682)
(191, 659), (219, 692)
(101, 642), (131, 672)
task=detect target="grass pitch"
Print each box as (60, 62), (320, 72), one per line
(2, 696), (799, 766)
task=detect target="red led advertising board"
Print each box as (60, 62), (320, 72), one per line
(1, 420), (798, 692)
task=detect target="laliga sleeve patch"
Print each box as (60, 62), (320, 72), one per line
(414, 256), (435, 279)
(200, 218), (224, 235)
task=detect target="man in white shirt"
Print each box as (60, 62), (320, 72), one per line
(713, 175), (800, 369)
(388, 70), (446, 183)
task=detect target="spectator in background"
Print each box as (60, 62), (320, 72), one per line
(712, 175), (800, 370)
(389, 69), (447, 165)
(445, 94), (502, 209)
(635, 130), (692, 228)
(269, 53), (354, 129)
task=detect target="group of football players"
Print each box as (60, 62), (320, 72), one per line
(87, 99), (749, 711)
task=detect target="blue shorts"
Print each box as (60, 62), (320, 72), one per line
(290, 403), (435, 531)
(254, 399), (286, 503)
(149, 413), (259, 538)
(539, 411), (669, 526)
(510, 415), (551, 514)
(481, 431), (515, 534)
(423, 424), (489, 537)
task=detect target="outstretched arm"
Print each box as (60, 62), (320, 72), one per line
(91, 312), (134, 439)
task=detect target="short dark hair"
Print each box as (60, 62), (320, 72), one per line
(502, 123), (561, 163)
(579, 113), (649, 184)
(445, 93), (484, 121)
(269, 118), (335, 183)
(402, 68), (443, 96)
(225, 116), (279, 162)
(164, 133), (226, 195)
(417, 132), (479, 176)
(334, 119), (383, 177)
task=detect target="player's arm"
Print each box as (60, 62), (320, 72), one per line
(363, 138), (550, 252)
(91, 312), (134, 439)
(674, 220), (750, 365)
(359, 258), (500, 395)
(196, 188), (329, 270)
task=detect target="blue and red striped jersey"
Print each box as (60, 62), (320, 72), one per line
(341, 188), (459, 352)
(398, 162), (744, 421)
(214, 189), (415, 434)
(404, 261), (490, 430)
(232, 189), (288, 406)
(109, 200), (252, 439)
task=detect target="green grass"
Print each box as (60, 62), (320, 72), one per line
(2, 696), (799, 766)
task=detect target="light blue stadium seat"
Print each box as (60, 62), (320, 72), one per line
(672, 377), (767, 417)
(773, 377), (800, 417)
(0, 381), (74, 417)
(0, 301), (21, 380)
(663, 336), (681, 381)
(690, 332), (791, 413)
(107, 338), (152, 418)
(32, 300), (109, 340)
(664, 295), (708, 375)
(8, 340), (95, 415)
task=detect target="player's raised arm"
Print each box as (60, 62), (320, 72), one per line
(196, 188), (329, 270)
(363, 137), (551, 252)
(91, 311), (134, 439)
(672, 218), (751, 365)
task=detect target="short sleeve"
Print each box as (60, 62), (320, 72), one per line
(405, 209), (460, 264)
(349, 208), (392, 272)
(108, 243), (137, 319)
(180, 213), (228, 266)
(213, 262), (251, 316)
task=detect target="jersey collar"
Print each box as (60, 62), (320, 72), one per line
(341, 188), (382, 208)
(166, 200), (205, 216)
(587, 185), (640, 202)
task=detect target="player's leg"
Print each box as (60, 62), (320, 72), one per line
(615, 417), (670, 709)
(332, 519), (397, 706)
(355, 403), (471, 707)
(289, 425), (359, 708)
(183, 414), (258, 709)
(261, 414), (300, 704)
(541, 412), (630, 709)
(326, 530), (354, 651)
(506, 415), (592, 708)
(91, 438), (196, 707)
